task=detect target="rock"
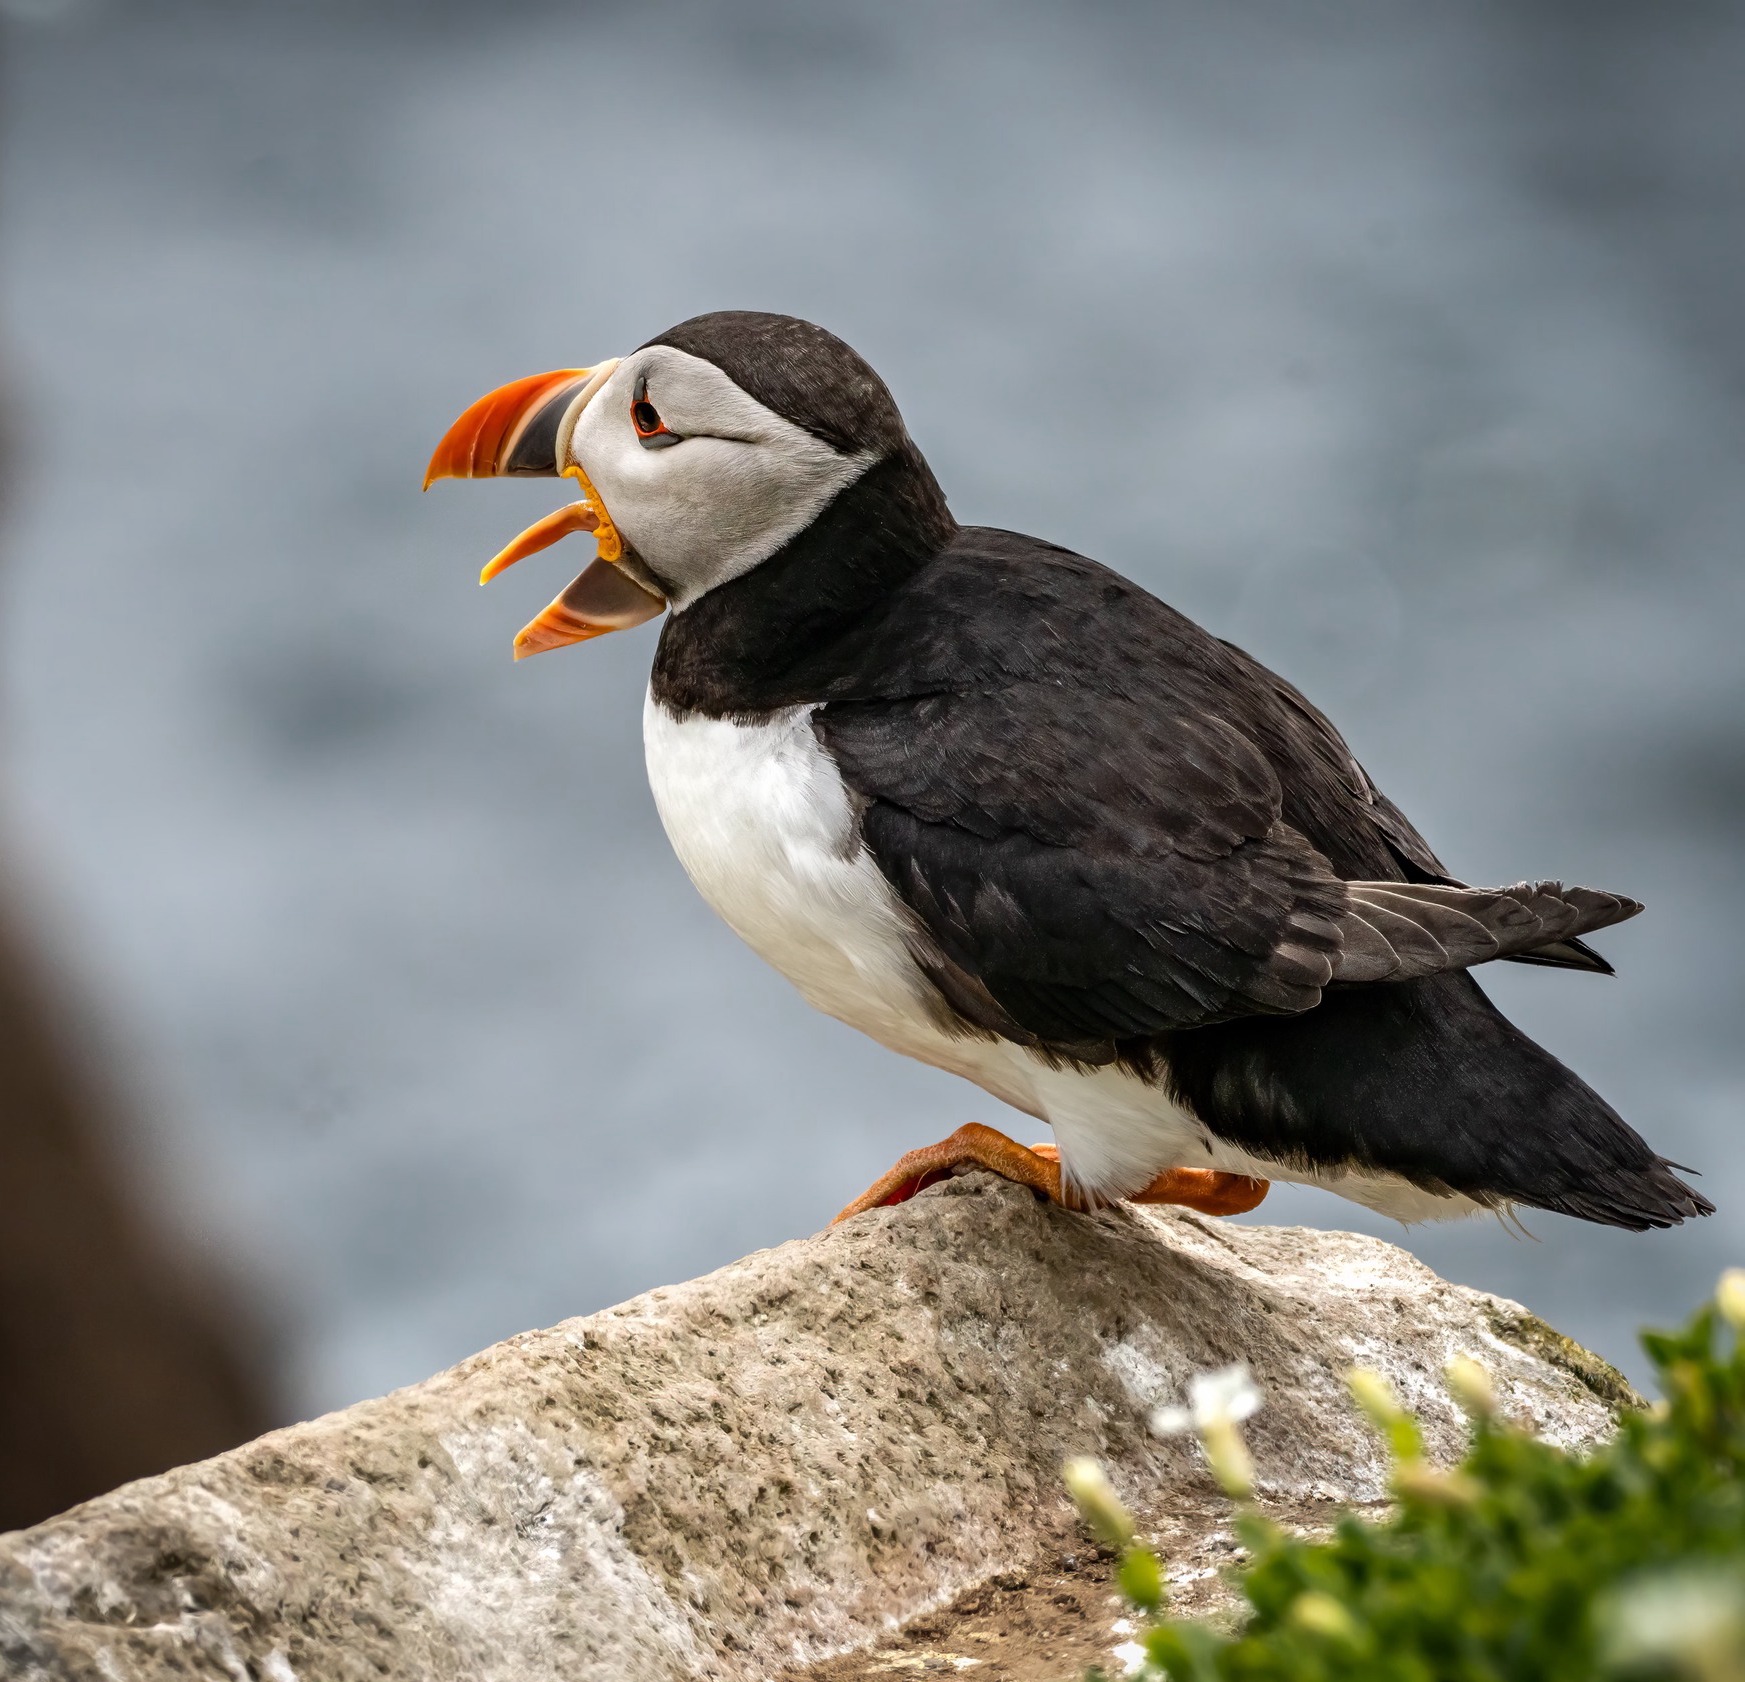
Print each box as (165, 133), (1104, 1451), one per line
(0, 1173), (1630, 1682)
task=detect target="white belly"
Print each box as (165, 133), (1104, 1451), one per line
(642, 696), (946, 1055)
(640, 691), (1475, 1220)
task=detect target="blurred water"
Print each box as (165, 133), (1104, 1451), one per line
(1, 0), (1740, 1412)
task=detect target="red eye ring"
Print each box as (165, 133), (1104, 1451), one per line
(631, 375), (680, 448)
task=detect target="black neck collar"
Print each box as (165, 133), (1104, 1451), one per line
(649, 441), (955, 719)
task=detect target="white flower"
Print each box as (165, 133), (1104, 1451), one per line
(1111, 1639), (1150, 1676)
(1150, 1362), (1263, 1499)
(1149, 1362), (1263, 1438)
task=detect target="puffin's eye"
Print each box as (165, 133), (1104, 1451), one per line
(631, 376), (681, 449)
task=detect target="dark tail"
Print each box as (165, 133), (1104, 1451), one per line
(1162, 973), (1711, 1231)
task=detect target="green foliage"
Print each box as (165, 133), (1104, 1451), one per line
(1077, 1275), (1745, 1682)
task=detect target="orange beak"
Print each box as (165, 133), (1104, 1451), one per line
(510, 558), (671, 660)
(424, 359), (667, 659)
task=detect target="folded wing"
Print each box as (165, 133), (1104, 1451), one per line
(811, 529), (1642, 1061)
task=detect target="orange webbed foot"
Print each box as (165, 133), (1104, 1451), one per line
(831, 1123), (1063, 1223)
(1029, 1143), (1266, 1214)
(1128, 1165), (1270, 1215)
(833, 1128), (1270, 1224)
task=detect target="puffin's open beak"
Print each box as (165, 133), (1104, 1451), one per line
(423, 359), (667, 659)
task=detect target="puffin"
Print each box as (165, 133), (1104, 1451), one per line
(424, 310), (1710, 1233)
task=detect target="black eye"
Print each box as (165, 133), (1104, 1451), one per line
(631, 376), (681, 449)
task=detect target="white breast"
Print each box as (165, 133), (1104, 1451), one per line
(641, 695), (958, 1064)
(639, 691), (1475, 1221)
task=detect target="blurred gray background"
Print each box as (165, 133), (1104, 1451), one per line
(2, 0), (1740, 1416)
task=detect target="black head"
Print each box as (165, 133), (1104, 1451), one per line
(641, 311), (909, 459)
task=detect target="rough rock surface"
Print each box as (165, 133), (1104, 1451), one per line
(0, 1173), (1631, 1682)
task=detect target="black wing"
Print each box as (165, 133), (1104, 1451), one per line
(812, 528), (1636, 1058)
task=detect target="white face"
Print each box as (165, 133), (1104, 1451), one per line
(565, 345), (877, 610)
